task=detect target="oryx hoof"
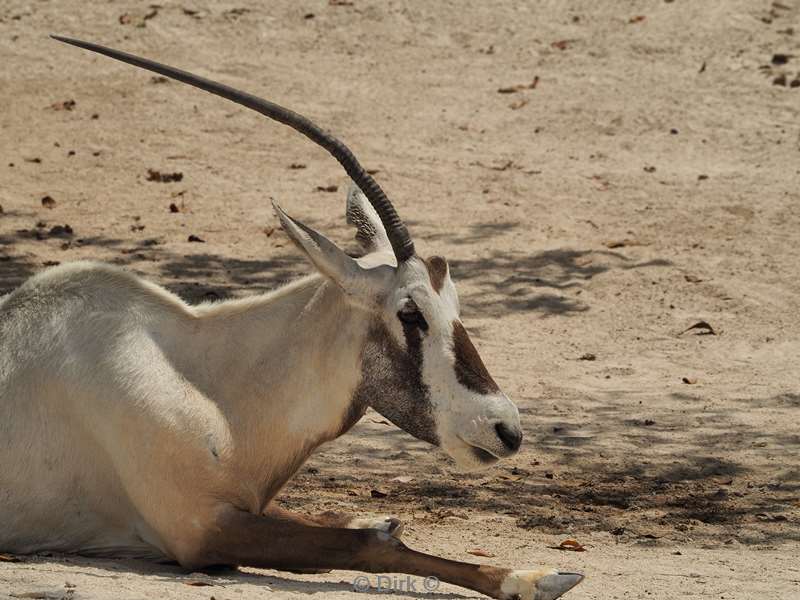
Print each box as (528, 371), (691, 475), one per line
(500, 569), (584, 600)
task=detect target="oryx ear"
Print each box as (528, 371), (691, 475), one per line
(273, 202), (392, 296)
(346, 184), (394, 261)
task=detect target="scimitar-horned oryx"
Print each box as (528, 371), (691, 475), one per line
(0, 36), (583, 600)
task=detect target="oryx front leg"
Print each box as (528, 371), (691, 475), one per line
(184, 506), (582, 600)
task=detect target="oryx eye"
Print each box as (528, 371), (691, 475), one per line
(398, 300), (429, 332)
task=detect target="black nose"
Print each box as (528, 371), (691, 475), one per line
(495, 422), (523, 452)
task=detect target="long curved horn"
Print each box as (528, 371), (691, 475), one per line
(50, 35), (416, 263)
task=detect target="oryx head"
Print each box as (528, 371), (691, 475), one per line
(52, 35), (523, 471)
(274, 187), (522, 470)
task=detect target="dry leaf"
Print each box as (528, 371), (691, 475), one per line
(437, 509), (469, 520)
(370, 489), (388, 498)
(589, 175), (611, 190)
(49, 99), (76, 111)
(9, 592), (70, 599)
(471, 160), (517, 171)
(551, 40), (573, 50)
(497, 77), (539, 94)
(467, 548), (495, 558)
(48, 224), (73, 237)
(629, 15), (646, 23)
(391, 475), (414, 484)
(679, 321), (717, 336)
(771, 53), (791, 65)
(0, 553), (21, 562)
(146, 169), (183, 183)
(603, 238), (645, 249)
(756, 513), (788, 522)
(550, 539), (586, 552)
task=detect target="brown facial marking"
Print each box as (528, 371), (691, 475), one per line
(351, 320), (439, 446)
(424, 256), (448, 294)
(451, 321), (500, 395)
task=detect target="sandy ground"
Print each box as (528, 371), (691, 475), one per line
(1, 0), (799, 598)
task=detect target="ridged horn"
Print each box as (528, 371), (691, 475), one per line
(50, 35), (416, 263)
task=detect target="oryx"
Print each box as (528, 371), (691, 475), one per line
(0, 36), (583, 600)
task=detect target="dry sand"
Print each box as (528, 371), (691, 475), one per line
(1, 1), (799, 598)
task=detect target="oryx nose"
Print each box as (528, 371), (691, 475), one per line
(495, 422), (523, 452)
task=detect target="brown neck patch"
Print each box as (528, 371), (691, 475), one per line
(452, 321), (500, 395)
(424, 256), (448, 294)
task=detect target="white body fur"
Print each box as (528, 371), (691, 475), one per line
(0, 261), (363, 559)
(0, 187), (524, 565)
